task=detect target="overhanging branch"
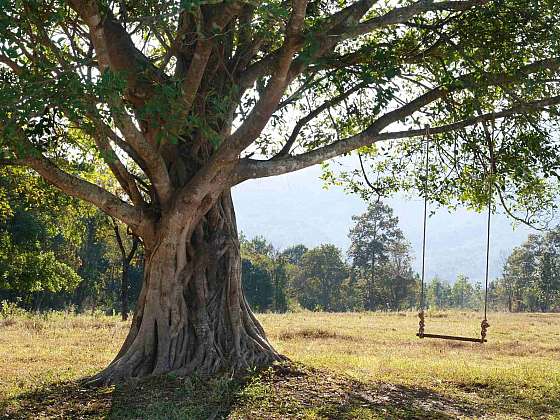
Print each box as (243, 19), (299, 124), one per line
(342, 0), (490, 40)
(237, 95), (560, 180)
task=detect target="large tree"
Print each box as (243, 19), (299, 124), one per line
(348, 201), (408, 310)
(1, 0), (560, 383)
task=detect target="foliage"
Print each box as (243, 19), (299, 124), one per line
(0, 299), (26, 318)
(0, 167), (84, 306)
(291, 244), (349, 312)
(241, 258), (274, 312)
(0, 241), (81, 294)
(0, 0), (559, 236)
(320, 0), (560, 227)
(241, 235), (288, 313)
(0, 167), (143, 313)
(281, 244), (308, 266)
(425, 275), (483, 310)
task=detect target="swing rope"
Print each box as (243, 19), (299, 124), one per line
(481, 128), (494, 341)
(417, 125), (491, 343)
(418, 125), (430, 338)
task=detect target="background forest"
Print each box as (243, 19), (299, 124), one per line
(1, 167), (559, 316)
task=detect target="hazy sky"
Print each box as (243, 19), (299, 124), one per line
(232, 164), (535, 284)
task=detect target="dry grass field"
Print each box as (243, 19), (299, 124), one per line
(0, 310), (559, 419)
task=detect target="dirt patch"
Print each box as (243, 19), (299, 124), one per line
(0, 318), (16, 328)
(277, 328), (357, 341)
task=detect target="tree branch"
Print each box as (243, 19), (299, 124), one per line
(237, 95), (560, 180)
(0, 54), (23, 75)
(170, 0), (311, 212)
(175, 2), (242, 125)
(237, 0), (487, 91)
(274, 80), (370, 158)
(111, 104), (173, 204)
(68, 0), (166, 107)
(22, 151), (148, 233)
(91, 130), (146, 207)
(343, 0), (490, 40)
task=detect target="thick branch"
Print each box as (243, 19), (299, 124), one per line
(68, 0), (165, 106)
(343, 0), (490, 40)
(219, 0), (309, 158)
(175, 3), (242, 123)
(237, 95), (560, 180)
(22, 152), (148, 233)
(111, 106), (173, 204)
(92, 131), (146, 207)
(99, 122), (149, 174)
(0, 54), (23, 75)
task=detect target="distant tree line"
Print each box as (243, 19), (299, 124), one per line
(239, 202), (418, 312)
(1, 168), (559, 314)
(242, 202), (560, 313)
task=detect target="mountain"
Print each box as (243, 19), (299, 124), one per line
(232, 165), (535, 284)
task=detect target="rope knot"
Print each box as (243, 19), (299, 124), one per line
(418, 311), (425, 338)
(480, 319), (490, 342)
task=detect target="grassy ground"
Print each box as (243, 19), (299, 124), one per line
(0, 311), (559, 419)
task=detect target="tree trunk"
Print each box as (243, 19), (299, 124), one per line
(91, 191), (283, 385)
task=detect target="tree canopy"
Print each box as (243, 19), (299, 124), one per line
(0, 166), (83, 299)
(1, 0), (559, 234)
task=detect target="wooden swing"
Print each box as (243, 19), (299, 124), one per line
(416, 126), (491, 344)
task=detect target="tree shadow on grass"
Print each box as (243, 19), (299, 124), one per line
(3, 363), (556, 419)
(1, 379), (113, 419)
(2, 373), (243, 420)
(229, 363), (483, 419)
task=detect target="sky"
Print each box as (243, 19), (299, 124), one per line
(232, 163), (535, 284)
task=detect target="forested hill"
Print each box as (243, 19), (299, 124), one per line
(233, 165), (534, 284)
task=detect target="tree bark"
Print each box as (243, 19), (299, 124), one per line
(91, 191), (283, 385)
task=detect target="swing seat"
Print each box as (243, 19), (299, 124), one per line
(416, 332), (486, 343)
